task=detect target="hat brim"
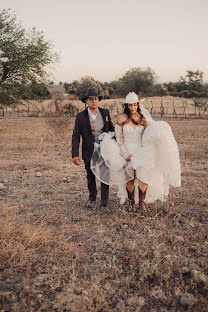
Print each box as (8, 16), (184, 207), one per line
(120, 98), (145, 105)
(81, 95), (103, 103)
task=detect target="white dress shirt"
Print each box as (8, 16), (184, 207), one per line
(88, 107), (97, 121)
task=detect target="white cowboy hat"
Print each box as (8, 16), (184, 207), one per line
(121, 92), (145, 104)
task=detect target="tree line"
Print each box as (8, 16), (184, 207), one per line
(62, 69), (208, 100)
(1, 9), (208, 109)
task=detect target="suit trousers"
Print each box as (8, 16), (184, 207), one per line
(84, 161), (109, 206)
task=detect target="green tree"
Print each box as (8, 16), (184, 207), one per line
(75, 76), (103, 97)
(0, 9), (58, 106)
(100, 81), (116, 99)
(64, 80), (79, 94)
(19, 81), (51, 100)
(178, 70), (204, 93)
(118, 67), (157, 96)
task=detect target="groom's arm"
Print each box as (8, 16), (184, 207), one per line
(72, 113), (81, 163)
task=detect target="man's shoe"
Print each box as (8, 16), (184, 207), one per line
(100, 204), (108, 213)
(86, 199), (96, 209)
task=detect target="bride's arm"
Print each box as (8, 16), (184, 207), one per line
(115, 115), (131, 161)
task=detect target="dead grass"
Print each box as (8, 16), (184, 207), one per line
(0, 116), (207, 311)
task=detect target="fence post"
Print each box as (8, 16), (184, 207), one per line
(182, 101), (187, 117)
(172, 100), (177, 117)
(150, 101), (154, 114)
(160, 98), (164, 117)
(41, 102), (45, 113)
(115, 100), (119, 116)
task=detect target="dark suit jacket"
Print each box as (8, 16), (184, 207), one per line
(72, 107), (114, 162)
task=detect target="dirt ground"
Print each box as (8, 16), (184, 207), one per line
(0, 115), (207, 312)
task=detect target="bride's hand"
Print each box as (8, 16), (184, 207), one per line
(125, 155), (131, 162)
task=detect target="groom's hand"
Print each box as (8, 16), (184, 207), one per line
(73, 157), (81, 166)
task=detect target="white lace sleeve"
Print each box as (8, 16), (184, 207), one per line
(115, 124), (129, 159)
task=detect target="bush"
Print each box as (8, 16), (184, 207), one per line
(62, 103), (79, 116)
(168, 91), (179, 97)
(191, 98), (208, 116)
(179, 90), (200, 98)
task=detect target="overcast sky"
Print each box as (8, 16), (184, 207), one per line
(1, 0), (208, 83)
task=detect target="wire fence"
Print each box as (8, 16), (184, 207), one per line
(73, 96), (208, 118)
(1, 96), (208, 118)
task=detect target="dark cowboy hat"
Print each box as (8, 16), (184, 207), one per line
(80, 87), (103, 103)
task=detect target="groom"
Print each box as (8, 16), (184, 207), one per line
(72, 87), (114, 212)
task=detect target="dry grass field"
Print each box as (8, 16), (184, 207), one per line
(0, 115), (208, 311)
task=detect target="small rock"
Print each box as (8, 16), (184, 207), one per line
(0, 183), (4, 190)
(144, 226), (150, 233)
(198, 273), (207, 284)
(171, 202), (175, 207)
(122, 224), (128, 229)
(25, 286), (30, 291)
(181, 267), (190, 274)
(191, 270), (207, 284)
(180, 293), (195, 306)
(190, 246), (197, 252)
(191, 269), (199, 278)
(148, 234), (154, 239)
(174, 236), (185, 244)
(116, 299), (125, 310)
(199, 216), (205, 222)
(63, 177), (70, 183)
(53, 304), (59, 309)
(153, 251), (160, 258)
(36, 172), (42, 177)
(82, 290), (88, 296)
(37, 293), (43, 299)
(122, 292), (128, 300)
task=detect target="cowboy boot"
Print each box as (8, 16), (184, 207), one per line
(139, 188), (147, 212)
(127, 188), (136, 212)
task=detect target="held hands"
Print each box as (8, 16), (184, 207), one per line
(125, 155), (131, 162)
(73, 156), (81, 166)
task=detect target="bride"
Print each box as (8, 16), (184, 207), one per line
(91, 92), (181, 212)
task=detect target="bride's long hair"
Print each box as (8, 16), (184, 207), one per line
(123, 103), (145, 125)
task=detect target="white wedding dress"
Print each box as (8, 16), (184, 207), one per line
(91, 120), (181, 204)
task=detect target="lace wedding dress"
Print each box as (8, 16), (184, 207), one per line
(91, 120), (181, 204)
